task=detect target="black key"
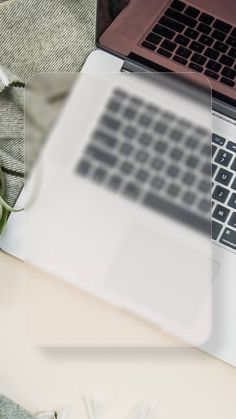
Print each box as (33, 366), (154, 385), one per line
(182, 171), (195, 185)
(120, 161), (133, 174)
(158, 48), (172, 58)
(204, 69), (219, 79)
(212, 163), (217, 175)
(155, 139), (168, 153)
(120, 142), (133, 156)
(142, 41), (156, 51)
(232, 177), (236, 190)
(212, 220), (223, 240)
(146, 33), (162, 45)
(162, 111), (175, 121)
(212, 29), (226, 41)
(161, 39), (177, 51)
(228, 212), (236, 229)
(136, 169), (149, 183)
(213, 19), (232, 34)
(124, 182), (140, 200)
(186, 135), (199, 148)
(186, 155), (199, 168)
(108, 175), (122, 190)
(199, 34), (214, 46)
(190, 40), (205, 52)
(221, 66), (236, 79)
(231, 28), (236, 38)
(199, 13), (214, 25)
(212, 133), (226, 146)
(215, 168), (233, 185)
(135, 150), (149, 163)
(219, 55), (234, 66)
(93, 167), (107, 183)
(165, 8), (197, 28)
(204, 47), (219, 59)
(130, 96), (143, 108)
(185, 5), (200, 18)
(220, 77), (235, 87)
(197, 22), (211, 35)
(159, 15), (185, 33)
(114, 88), (127, 100)
(212, 204), (230, 222)
(123, 107), (136, 119)
(212, 145), (217, 156)
(170, 147), (183, 161)
(199, 198), (211, 212)
(86, 145), (117, 167)
(176, 46), (192, 58)
(183, 191), (196, 205)
(138, 114), (152, 127)
(107, 99), (121, 112)
(167, 165), (180, 177)
(215, 149), (233, 167)
(212, 185), (230, 203)
(189, 62), (203, 72)
(228, 192), (236, 209)
(202, 162), (211, 175)
(191, 53), (207, 65)
(173, 55), (188, 64)
(202, 143), (211, 156)
(198, 179), (211, 193)
(153, 24), (175, 40)
(154, 121), (168, 133)
(227, 36), (236, 47)
(220, 227), (236, 250)
(139, 133), (152, 146)
(152, 157), (164, 170)
(213, 40), (228, 53)
(175, 34), (190, 46)
(93, 130), (117, 148)
(151, 176), (165, 190)
(76, 159), (91, 176)
(167, 184), (180, 197)
(184, 27), (199, 39)
(123, 126), (137, 139)
(228, 47), (236, 58)
(170, 129), (183, 142)
(170, 0), (185, 11)
(143, 192), (210, 233)
(231, 157), (236, 171)
(101, 115), (120, 130)
(226, 141), (236, 153)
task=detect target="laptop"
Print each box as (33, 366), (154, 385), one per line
(1, 0), (236, 363)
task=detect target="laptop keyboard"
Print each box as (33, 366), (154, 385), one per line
(141, 0), (236, 88)
(76, 89), (236, 252)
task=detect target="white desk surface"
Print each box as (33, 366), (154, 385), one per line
(1, 251), (236, 419)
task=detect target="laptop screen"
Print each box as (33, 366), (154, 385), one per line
(96, 0), (130, 45)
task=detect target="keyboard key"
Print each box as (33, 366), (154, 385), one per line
(215, 168), (233, 185)
(176, 46), (192, 58)
(226, 141), (236, 153)
(185, 6), (200, 18)
(221, 66), (236, 79)
(202, 162), (211, 175)
(220, 77), (235, 87)
(142, 39), (156, 51)
(170, 147), (183, 161)
(189, 62), (203, 72)
(215, 149), (233, 166)
(170, 0), (185, 11)
(76, 160), (91, 176)
(154, 121), (168, 133)
(212, 29), (226, 41)
(219, 54), (234, 66)
(136, 169), (149, 183)
(231, 28), (236, 38)
(214, 40), (228, 53)
(155, 139), (168, 153)
(151, 176), (165, 190)
(197, 22), (211, 35)
(204, 47), (219, 59)
(108, 175), (122, 191)
(212, 220), (223, 240)
(86, 145), (117, 167)
(123, 126), (137, 139)
(212, 185), (230, 203)
(228, 192), (236, 209)
(184, 27), (199, 39)
(93, 167), (107, 183)
(191, 53), (207, 65)
(182, 171), (195, 185)
(212, 133), (226, 146)
(120, 142), (133, 156)
(198, 179), (211, 192)
(186, 155), (199, 168)
(212, 145), (217, 156)
(228, 47), (236, 58)
(138, 114), (152, 127)
(120, 161), (133, 174)
(139, 133), (152, 146)
(152, 157), (165, 170)
(123, 107), (136, 119)
(199, 34), (214, 46)
(135, 150), (149, 163)
(172, 55), (188, 64)
(212, 204), (230, 222)
(107, 99), (121, 112)
(183, 191), (196, 205)
(202, 143), (211, 156)
(167, 183), (180, 197)
(220, 227), (236, 250)
(170, 129), (183, 142)
(167, 165), (180, 177)
(190, 40), (205, 53)
(212, 163), (217, 175)
(159, 15), (185, 32)
(93, 130), (117, 148)
(101, 115), (121, 130)
(157, 48), (172, 58)
(231, 157), (236, 171)
(165, 8), (197, 28)
(199, 13), (214, 25)
(232, 177), (236, 190)
(153, 24), (175, 39)
(227, 36), (236, 47)
(213, 19), (232, 33)
(204, 69), (219, 79)
(124, 182), (140, 200)
(186, 135), (199, 148)
(228, 212), (236, 229)
(175, 34), (190, 46)
(161, 39), (177, 51)
(146, 33), (162, 45)
(199, 198), (211, 212)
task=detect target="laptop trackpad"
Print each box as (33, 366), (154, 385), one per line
(106, 223), (210, 332)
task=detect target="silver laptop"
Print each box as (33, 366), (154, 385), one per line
(1, 0), (236, 365)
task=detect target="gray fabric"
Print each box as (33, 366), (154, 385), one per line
(0, 395), (34, 419)
(0, 0), (96, 230)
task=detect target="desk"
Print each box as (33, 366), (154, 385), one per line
(1, 251), (236, 418)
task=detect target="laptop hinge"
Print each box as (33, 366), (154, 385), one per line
(121, 52), (172, 73)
